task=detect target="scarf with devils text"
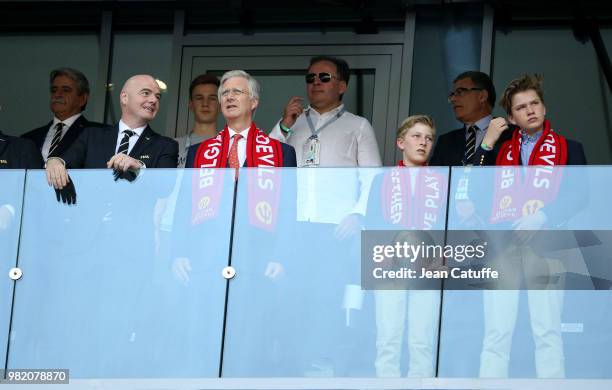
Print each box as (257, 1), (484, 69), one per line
(191, 123), (282, 231)
(490, 120), (567, 224)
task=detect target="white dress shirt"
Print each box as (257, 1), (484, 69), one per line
(227, 126), (250, 167)
(41, 113), (82, 161)
(116, 120), (147, 155)
(270, 104), (382, 223)
(270, 104), (381, 167)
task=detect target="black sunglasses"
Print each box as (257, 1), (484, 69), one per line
(305, 72), (338, 84)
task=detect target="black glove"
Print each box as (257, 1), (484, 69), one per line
(113, 169), (137, 182)
(54, 175), (77, 205)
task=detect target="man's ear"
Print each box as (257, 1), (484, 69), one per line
(78, 93), (88, 109)
(338, 80), (348, 96)
(396, 137), (405, 151)
(119, 90), (128, 107)
(479, 89), (489, 105)
(188, 99), (194, 112)
(250, 97), (259, 112)
(507, 114), (517, 126)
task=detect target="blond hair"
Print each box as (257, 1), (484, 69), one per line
(396, 114), (436, 140)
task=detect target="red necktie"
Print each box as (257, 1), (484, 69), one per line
(228, 133), (242, 169)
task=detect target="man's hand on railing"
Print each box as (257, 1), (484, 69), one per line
(107, 153), (142, 172)
(108, 153), (141, 182)
(46, 157), (69, 190)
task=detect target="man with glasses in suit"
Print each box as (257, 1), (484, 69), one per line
(430, 70), (511, 166)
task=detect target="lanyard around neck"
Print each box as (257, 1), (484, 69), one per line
(306, 107), (346, 138)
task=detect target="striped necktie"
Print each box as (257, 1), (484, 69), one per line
(48, 122), (65, 157)
(464, 125), (477, 165)
(117, 129), (136, 155)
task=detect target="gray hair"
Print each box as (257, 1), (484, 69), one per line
(219, 70), (260, 100)
(50, 67), (90, 96)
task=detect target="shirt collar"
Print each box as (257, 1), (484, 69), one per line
(475, 115), (493, 131)
(307, 103), (345, 118)
(465, 115), (492, 133)
(520, 129), (542, 144)
(228, 126), (250, 139)
(52, 113), (82, 129)
(119, 119), (147, 137)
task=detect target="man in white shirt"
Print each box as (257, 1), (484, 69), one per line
(270, 55), (381, 229)
(22, 68), (102, 161)
(269, 56), (382, 375)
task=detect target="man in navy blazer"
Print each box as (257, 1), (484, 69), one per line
(186, 70), (296, 168)
(22, 68), (103, 161)
(430, 71), (512, 166)
(45, 74), (178, 189)
(1, 131), (43, 169)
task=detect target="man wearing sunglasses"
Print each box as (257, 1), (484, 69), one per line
(269, 56), (381, 233)
(270, 56), (381, 375)
(271, 55), (381, 169)
(430, 71), (511, 166)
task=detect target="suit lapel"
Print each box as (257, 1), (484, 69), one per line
(129, 126), (155, 161)
(453, 128), (467, 165)
(103, 125), (120, 159)
(0, 132), (8, 159)
(54, 115), (87, 157)
(35, 121), (54, 149)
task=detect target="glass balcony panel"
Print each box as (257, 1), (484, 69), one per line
(7, 169), (232, 378)
(439, 166), (612, 378)
(222, 167), (449, 378)
(0, 169), (26, 370)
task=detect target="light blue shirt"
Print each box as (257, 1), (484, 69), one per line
(464, 115), (493, 149)
(520, 130), (542, 166)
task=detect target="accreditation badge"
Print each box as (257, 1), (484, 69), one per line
(302, 136), (321, 167)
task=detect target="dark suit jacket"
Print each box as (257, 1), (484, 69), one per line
(59, 124), (178, 169)
(0, 131), (43, 169)
(21, 115), (103, 159)
(185, 140), (297, 168)
(430, 125), (513, 167)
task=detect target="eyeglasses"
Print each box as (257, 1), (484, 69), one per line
(220, 88), (247, 98)
(447, 87), (483, 101)
(305, 72), (339, 84)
